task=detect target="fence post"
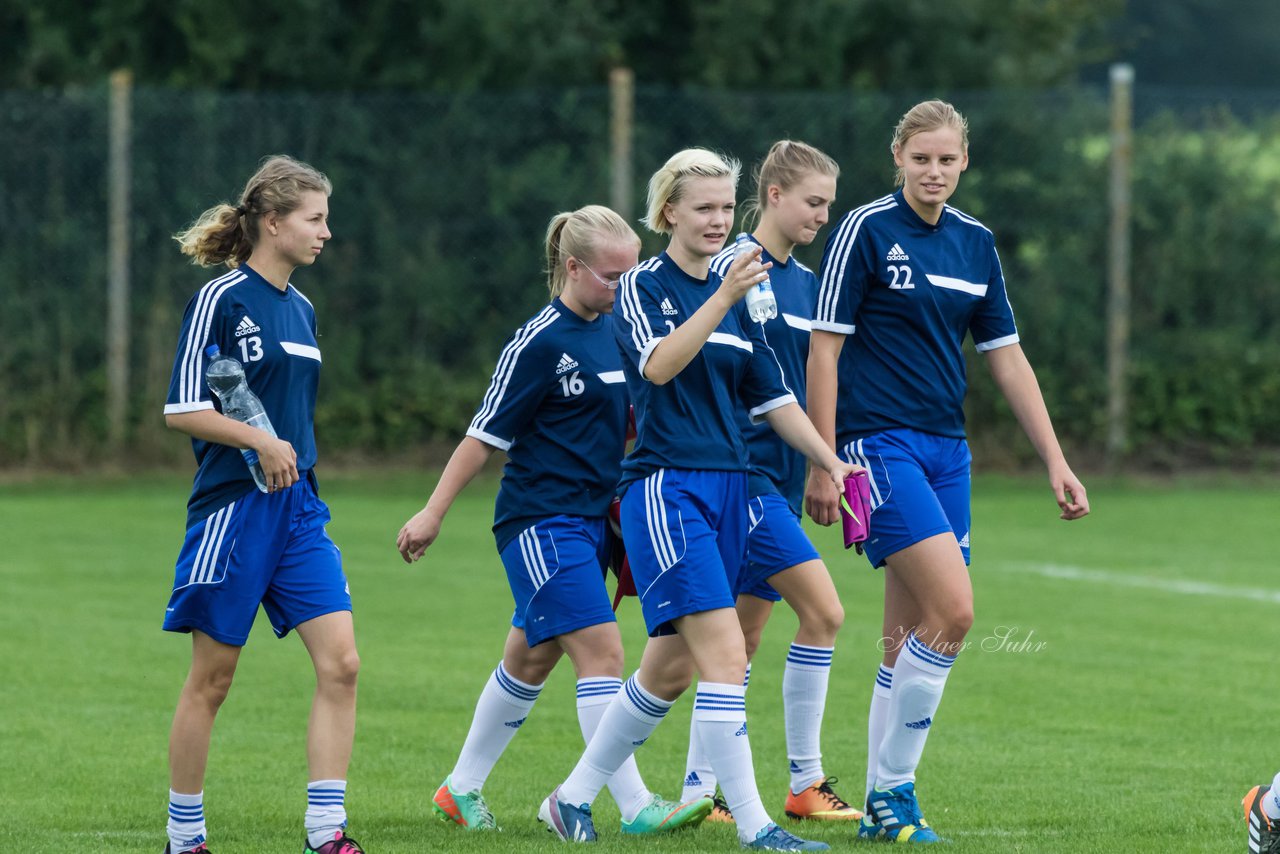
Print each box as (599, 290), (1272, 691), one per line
(107, 69), (133, 451)
(1106, 63), (1133, 467)
(609, 67), (635, 221)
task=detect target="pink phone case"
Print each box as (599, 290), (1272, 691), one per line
(841, 470), (872, 552)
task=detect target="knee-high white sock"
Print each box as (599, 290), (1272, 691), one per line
(693, 681), (771, 842)
(305, 780), (347, 849)
(576, 677), (652, 823)
(875, 634), (955, 790)
(783, 644), (833, 793)
(166, 790), (206, 853)
(450, 662), (543, 793)
(559, 674), (673, 808)
(1264, 772), (1280, 820)
(866, 664), (893, 800)
(683, 663), (750, 800)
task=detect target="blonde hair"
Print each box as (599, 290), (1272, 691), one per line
(741, 140), (840, 231)
(174, 155), (332, 268)
(545, 205), (641, 299)
(644, 148), (741, 235)
(891, 100), (969, 187)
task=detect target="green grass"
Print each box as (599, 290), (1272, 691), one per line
(1, 470), (1273, 852)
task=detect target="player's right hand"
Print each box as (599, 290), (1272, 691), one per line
(255, 436), (299, 492)
(397, 508), (443, 564)
(805, 467), (841, 527)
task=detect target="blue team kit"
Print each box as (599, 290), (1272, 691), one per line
(163, 264), (348, 643)
(814, 190), (1019, 565)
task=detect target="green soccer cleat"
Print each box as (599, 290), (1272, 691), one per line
(620, 793), (715, 835)
(432, 775), (499, 831)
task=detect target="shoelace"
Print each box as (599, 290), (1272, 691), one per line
(319, 834), (364, 854)
(815, 777), (853, 810)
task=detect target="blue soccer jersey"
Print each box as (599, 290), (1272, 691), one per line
(467, 298), (630, 551)
(165, 265), (323, 527)
(711, 238), (816, 514)
(614, 252), (796, 491)
(813, 190), (1019, 446)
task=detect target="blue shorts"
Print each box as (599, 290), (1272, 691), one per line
(842, 428), (971, 569)
(738, 492), (821, 602)
(163, 479), (351, 646)
(620, 469), (748, 637)
(498, 515), (617, 647)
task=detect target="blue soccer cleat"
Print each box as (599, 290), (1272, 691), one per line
(538, 787), (597, 842)
(744, 822), (830, 850)
(859, 782), (942, 843)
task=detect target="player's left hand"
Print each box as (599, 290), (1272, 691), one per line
(396, 507), (443, 564)
(1049, 461), (1089, 520)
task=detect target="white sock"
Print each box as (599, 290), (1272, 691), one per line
(683, 663), (749, 800)
(783, 644), (833, 793)
(875, 634), (955, 790)
(166, 790), (206, 853)
(693, 681), (771, 842)
(450, 662), (544, 792)
(1264, 772), (1280, 820)
(866, 664), (894, 800)
(305, 779), (347, 849)
(576, 677), (652, 823)
(559, 674), (673, 807)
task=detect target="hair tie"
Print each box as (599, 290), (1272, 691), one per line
(234, 204), (247, 216)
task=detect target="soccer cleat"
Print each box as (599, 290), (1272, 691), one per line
(163, 845), (210, 853)
(538, 787), (597, 842)
(784, 777), (863, 821)
(1245, 785), (1280, 853)
(706, 792), (735, 824)
(303, 831), (365, 853)
(859, 782), (941, 843)
(432, 775), (498, 830)
(744, 822), (831, 850)
(621, 793), (714, 834)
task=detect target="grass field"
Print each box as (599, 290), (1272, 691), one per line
(2, 469), (1274, 853)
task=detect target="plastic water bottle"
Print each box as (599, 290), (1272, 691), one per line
(735, 233), (777, 323)
(204, 345), (276, 493)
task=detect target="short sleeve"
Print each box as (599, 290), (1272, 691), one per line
(466, 324), (554, 452)
(812, 212), (871, 335)
(614, 266), (669, 379)
(739, 309), (797, 423)
(969, 238), (1020, 352)
(164, 284), (236, 415)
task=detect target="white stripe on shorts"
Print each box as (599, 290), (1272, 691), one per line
(846, 440), (884, 509)
(519, 526), (551, 589)
(643, 470), (679, 570)
(187, 502), (235, 587)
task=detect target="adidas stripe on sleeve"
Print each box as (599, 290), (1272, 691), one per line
(467, 305), (561, 451)
(165, 270), (247, 415)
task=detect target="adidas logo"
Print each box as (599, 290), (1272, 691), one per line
(905, 716), (932, 730)
(235, 315), (261, 337)
(504, 717), (527, 729)
(632, 738), (648, 746)
(886, 243), (909, 261)
(734, 722), (748, 737)
(789, 760), (801, 773)
(660, 298), (678, 316)
(684, 771), (701, 786)
(958, 531), (970, 548)
(555, 352), (579, 375)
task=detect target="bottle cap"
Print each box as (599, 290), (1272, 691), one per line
(205, 344), (220, 358)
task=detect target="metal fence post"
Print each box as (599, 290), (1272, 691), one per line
(1106, 63), (1133, 466)
(609, 67), (634, 221)
(107, 69), (133, 450)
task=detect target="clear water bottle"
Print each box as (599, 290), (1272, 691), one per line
(204, 345), (277, 493)
(735, 233), (777, 323)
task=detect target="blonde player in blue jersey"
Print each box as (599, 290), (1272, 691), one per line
(678, 141), (862, 825)
(536, 149), (859, 852)
(161, 156), (365, 854)
(805, 100), (1090, 843)
(396, 205), (712, 837)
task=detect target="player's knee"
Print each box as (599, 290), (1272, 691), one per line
(942, 603), (974, 639)
(190, 666), (235, 709)
(742, 630), (763, 661)
(800, 599), (844, 641)
(318, 647), (361, 689)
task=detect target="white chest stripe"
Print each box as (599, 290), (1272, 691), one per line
(926, 274), (988, 297)
(781, 313), (812, 332)
(707, 332), (753, 353)
(597, 371), (626, 384)
(281, 342), (322, 362)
